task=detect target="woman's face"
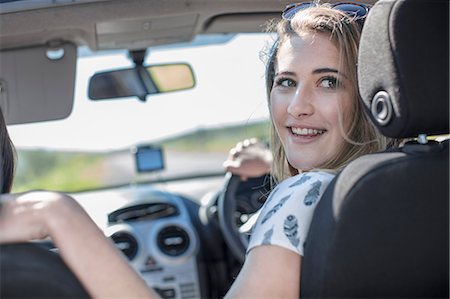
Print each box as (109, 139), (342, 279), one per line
(270, 33), (355, 172)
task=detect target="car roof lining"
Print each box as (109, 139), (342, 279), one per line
(0, 0), (375, 51)
(0, 0), (289, 51)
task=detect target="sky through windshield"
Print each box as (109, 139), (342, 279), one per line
(8, 34), (272, 151)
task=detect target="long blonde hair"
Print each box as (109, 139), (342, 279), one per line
(265, 4), (396, 184)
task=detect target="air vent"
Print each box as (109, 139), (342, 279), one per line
(108, 203), (179, 224)
(157, 226), (190, 257)
(110, 231), (138, 260)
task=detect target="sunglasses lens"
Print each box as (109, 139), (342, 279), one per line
(282, 3), (311, 20)
(282, 2), (369, 21)
(333, 3), (368, 19)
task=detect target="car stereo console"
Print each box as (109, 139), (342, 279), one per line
(106, 191), (201, 299)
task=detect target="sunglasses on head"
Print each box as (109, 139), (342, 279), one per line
(282, 1), (371, 23)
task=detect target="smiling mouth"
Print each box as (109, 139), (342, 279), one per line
(290, 127), (326, 137)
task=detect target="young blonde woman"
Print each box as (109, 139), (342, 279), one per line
(0, 2), (396, 298)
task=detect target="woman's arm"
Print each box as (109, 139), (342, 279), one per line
(225, 245), (301, 298)
(0, 191), (159, 299)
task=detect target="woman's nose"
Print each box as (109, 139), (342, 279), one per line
(287, 86), (314, 118)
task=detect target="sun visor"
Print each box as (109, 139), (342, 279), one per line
(0, 43), (76, 125)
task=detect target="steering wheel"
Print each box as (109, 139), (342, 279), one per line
(217, 173), (269, 263)
(0, 243), (89, 298)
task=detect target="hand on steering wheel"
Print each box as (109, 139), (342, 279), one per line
(223, 138), (272, 181)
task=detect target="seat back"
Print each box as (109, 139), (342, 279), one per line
(300, 0), (449, 297)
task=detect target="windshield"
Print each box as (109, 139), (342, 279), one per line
(8, 33), (273, 193)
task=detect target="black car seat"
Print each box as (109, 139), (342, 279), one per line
(300, 0), (449, 298)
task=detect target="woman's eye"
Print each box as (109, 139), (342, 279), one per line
(318, 77), (340, 89)
(275, 78), (296, 88)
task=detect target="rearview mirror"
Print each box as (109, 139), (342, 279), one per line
(88, 63), (195, 102)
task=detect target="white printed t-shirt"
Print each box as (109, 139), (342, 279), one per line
(247, 171), (335, 256)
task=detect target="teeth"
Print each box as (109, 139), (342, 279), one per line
(291, 127), (325, 136)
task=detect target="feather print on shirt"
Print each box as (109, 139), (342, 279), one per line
(261, 194), (291, 224)
(304, 180), (322, 206)
(262, 226), (274, 245)
(289, 175), (311, 188)
(283, 215), (300, 247)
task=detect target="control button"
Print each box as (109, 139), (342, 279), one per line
(140, 256), (163, 273)
(154, 287), (176, 299)
(179, 283), (196, 298)
(163, 276), (175, 282)
(145, 256), (157, 268)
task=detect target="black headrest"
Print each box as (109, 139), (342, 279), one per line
(358, 0), (449, 138)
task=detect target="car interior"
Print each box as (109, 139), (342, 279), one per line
(0, 0), (448, 298)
